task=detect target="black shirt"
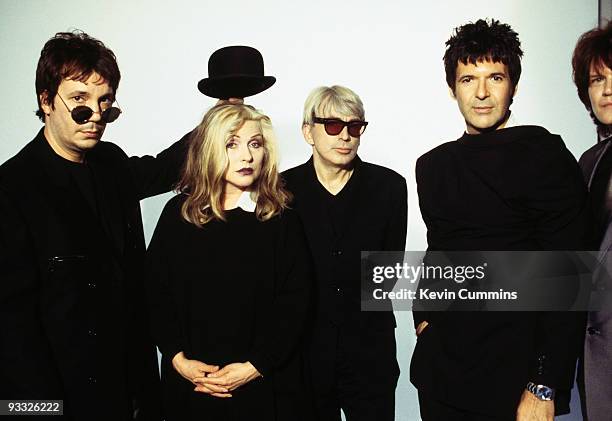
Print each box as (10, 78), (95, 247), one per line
(319, 170), (357, 243)
(283, 156), (407, 329)
(68, 160), (99, 219)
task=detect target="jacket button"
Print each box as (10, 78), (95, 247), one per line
(88, 329), (97, 337)
(587, 327), (601, 335)
(88, 377), (97, 384)
(88, 282), (96, 289)
(332, 250), (342, 256)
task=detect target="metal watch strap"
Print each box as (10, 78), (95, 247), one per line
(526, 382), (555, 401)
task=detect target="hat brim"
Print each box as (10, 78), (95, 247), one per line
(197, 75), (276, 99)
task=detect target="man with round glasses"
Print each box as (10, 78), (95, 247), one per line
(0, 31), (187, 421)
(282, 85), (407, 421)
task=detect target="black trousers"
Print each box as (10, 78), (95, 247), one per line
(418, 391), (515, 421)
(306, 321), (399, 421)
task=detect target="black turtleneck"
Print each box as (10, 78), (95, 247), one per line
(416, 125), (589, 252)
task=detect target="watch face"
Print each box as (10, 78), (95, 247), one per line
(527, 382), (555, 401)
(540, 388), (553, 400)
(535, 385), (554, 401)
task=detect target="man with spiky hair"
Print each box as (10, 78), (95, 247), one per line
(572, 20), (612, 421)
(411, 19), (588, 420)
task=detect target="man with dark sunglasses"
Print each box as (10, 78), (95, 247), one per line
(282, 85), (407, 421)
(0, 31), (189, 421)
(411, 19), (588, 421)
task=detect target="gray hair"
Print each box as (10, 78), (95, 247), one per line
(302, 85), (365, 126)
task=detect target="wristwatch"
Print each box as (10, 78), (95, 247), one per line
(526, 382), (555, 401)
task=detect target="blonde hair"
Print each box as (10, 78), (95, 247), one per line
(178, 104), (291, 227)
(302, 85), (365, 126)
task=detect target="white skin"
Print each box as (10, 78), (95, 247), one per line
(418, 61), (554, 421)
(172, 119), (263, 398)
(588, 61), (612, 126)
(41, 72), (114, 163)
(221, 120), (265, 209)
(302, 111), (362, 195)
(451, 59), (516, 134)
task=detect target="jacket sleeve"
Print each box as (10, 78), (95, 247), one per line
(384, 176), (408, 252)
(525, 138), (589, 390)
(127, 131), (191, 200)
(384, 175), (408, 293)
(144, 200), (184, 361)
(0, 187), (64, 399)
(247, 212), (313, 377)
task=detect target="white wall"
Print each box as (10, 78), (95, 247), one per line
(0, 1), (597, 419)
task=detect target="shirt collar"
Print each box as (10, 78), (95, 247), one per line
(201, 190), (257, 212)
(234, 190), (257, 212)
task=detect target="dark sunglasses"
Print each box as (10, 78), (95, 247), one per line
(56, 94), (122, 124)
(313, 117), (368, 137)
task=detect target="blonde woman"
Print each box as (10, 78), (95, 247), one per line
(146, 104), (313, 421)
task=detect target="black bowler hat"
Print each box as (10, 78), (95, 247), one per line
(197, 46), (276, 99)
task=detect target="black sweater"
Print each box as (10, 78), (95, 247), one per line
(145, 195), (313, 421)
(411, 126), (589, 417)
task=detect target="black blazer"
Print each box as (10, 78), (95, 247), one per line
(0, 128), (186, 421)
(282, 156), (407, 331)
(411, 126), (588, 417)
(578, 139), (612, 421)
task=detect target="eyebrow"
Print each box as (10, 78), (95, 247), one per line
(65, 90), (115, 100)
(230, 133), (263, 140)
(458, 72), (506, 79)
(66, 90), (89, 96)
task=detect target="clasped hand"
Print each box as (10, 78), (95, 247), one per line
(172, 352), (260, 398)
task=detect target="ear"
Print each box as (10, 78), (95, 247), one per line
(512, 83), (519, 98)
(40, 91), (52, 115)
(302, 124), (315, 146)
(448, 86), (456, 100)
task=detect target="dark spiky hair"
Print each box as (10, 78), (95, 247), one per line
(444, 19), (523, 93)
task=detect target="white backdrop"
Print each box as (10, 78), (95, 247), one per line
(0, 1), (598, 419)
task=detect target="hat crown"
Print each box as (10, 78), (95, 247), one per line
(208, 46), (265, 78)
